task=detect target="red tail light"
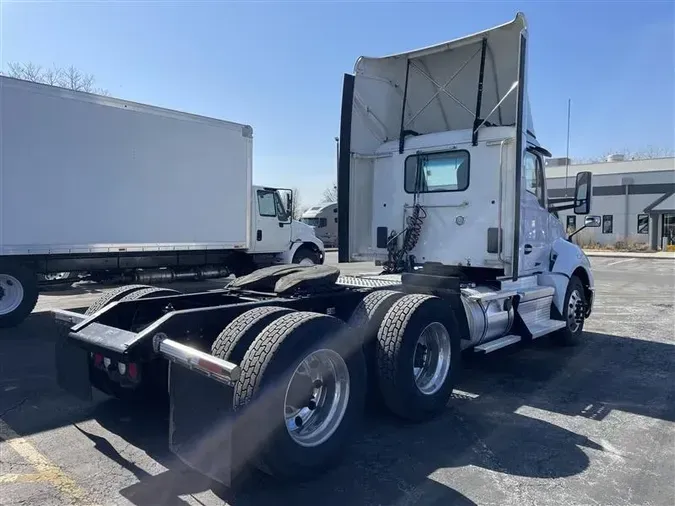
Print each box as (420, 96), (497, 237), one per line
(128, 363), (138, 380)
(93, 354), (103, 366)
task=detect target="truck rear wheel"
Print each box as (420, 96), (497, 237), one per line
(551, 275), (586, 346)
(376, 294), (461, 422)
(0, 261), (39, 328)
(349, 290), (405, 405)
(233, 311), (366, 481)
(211, 306), (295, 364)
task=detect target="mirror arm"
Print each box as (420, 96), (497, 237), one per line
(567, 225), (589, 241)
(548, 202), (578, 212)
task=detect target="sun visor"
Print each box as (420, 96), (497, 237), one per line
(351, 13), (531, 152)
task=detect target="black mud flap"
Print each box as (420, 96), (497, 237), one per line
(168, 363), (242, 487)
(55, 329), (93, 402)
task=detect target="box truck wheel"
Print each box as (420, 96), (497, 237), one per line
(292, 246), (322, 266)
(0, 261), (39, 328)
(376, 294), (461, 422)
(551, 275), (586, 347)
(211, 306), (295, 364)
(233, 311), (366, 480)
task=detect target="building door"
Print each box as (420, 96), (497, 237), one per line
(662, 213), (675, 246)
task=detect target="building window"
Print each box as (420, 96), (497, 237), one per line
(566, 215), (576, 232)
(334, 217), (338, 224)
(602, 215), (613, 234)
(404, 150), (469, 193)
(637, 214), (649, 234)
(319, 218), (327, 228)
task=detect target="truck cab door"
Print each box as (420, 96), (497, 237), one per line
(518, 150), (549, 275)
(252, 189), (292, 253)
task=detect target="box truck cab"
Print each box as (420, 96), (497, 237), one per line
(251, 186), (324, 264)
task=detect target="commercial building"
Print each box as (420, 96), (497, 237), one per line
(546, 155), (675, 249)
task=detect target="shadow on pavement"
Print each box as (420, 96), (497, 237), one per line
(1, 311), (674, 505)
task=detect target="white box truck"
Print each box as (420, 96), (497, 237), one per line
(54, 12), (601, 487)
(0, 76), (324, 327)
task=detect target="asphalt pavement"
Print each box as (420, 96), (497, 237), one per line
(1, 255), (674, 506)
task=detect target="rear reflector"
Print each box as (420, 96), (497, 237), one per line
(128, 363), (138, 380)
(94, 354), (103, 366)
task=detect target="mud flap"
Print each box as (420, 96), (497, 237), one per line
(168, 363), (243, 487)
(55, 329), (93, 402)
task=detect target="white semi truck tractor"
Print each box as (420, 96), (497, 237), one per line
(54, 12), (600, 486)
(0, 76), (324, 328)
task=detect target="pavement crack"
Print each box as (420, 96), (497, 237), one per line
(0, 397), (28, 420)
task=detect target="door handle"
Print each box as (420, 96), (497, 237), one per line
(524, 244), (533, 254)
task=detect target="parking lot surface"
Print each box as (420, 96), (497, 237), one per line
(1, 255), (674, 506)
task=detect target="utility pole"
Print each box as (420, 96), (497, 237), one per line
(565, 99), (571, 195)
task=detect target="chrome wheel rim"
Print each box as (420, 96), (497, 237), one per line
(0, 274), (24, 316)
(567, 289), (583, 333)
(413, 322), (452, 395)
(284, 349), (350, 448)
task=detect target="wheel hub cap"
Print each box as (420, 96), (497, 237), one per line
(567, 290), (583, 332)
(0, 274), (24, 316)
(413, 322), (452, 396)
(284, 349), (350, 447)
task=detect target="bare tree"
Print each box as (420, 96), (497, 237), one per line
(289, 188), (303, 220)
(321, 181), (338, 203)
(575, 146), (675, 164)
(4, 62), (109, 95)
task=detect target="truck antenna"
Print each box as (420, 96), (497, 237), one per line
(565, 98), (571, 193)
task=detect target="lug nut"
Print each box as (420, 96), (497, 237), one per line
(294, 416), (303, 428)
(313, 379), (323, 389)
(307, 400), (317, 411)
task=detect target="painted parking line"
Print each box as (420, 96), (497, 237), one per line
(606, 258), (637, 266)
(0, 419), (94, 505)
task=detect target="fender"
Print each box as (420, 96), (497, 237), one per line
(538, 238), (594, 316)
(284, 238), (326, 265)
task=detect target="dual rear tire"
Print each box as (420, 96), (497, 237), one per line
(209, 292), (461, 481)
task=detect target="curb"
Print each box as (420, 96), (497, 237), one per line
(584, 251), (675, 260)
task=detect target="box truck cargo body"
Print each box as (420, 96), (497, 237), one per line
(0, 76), (323, 327)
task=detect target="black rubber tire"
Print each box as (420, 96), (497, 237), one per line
(0, 261), (39, 329)
(233, 311), (366, 481)
(376, 294), (462, 422)
(85, 284), (150, 316)
(349, 290), (406, 404)
(292, 247), (321, 266)
(551, 275), (586, 346)
(211, 306), (295, 364)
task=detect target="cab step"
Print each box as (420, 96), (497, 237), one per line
(527, 319), (567, 339)
(474, 334), (521, 354)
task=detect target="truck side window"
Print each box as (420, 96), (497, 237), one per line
(524, 152), (545, 207)
(404, 150), (469, 193)
(257, 190), (277, 217)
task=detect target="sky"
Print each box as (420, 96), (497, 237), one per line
(2, 0), (674, 206)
